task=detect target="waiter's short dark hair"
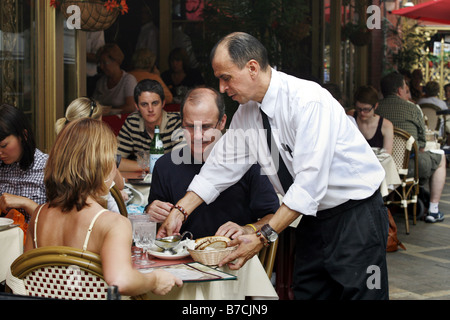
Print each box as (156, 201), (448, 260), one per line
(210, 32), (270, 71)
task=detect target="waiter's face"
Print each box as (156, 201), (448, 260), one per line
(212, 45), (255, 105)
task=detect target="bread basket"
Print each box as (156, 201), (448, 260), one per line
(188, 246), (237, 266)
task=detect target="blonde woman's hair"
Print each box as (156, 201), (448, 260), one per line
(132, 48), (157, 71)
(45, 118), (117, 212)
(55, 97), (104, 134)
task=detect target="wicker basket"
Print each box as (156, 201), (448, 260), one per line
(188, 246), (237, 266)
(60, 1), (119, 31)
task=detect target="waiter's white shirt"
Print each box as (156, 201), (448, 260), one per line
(187, 69), (384, 216)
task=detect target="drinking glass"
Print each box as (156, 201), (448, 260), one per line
(134, 220), (157, 266)
(136, 151), (150, 178)
(129, 214), (149, 258)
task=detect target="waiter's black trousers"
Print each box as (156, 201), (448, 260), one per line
(293, 190), (389, 300)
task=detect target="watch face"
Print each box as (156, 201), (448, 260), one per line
(262, 224), (278, 242)
(268, 232), (278, 242)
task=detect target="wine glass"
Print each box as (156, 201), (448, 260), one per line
(134, 220), (157, 266)
(136, 151), (150, 178)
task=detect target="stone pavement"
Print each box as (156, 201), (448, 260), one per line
(387, 167), (450, 300)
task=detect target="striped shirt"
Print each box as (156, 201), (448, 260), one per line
(376, 95), (426, 149)
(0, 149), (48, 222)
(117, 110), (183, 158)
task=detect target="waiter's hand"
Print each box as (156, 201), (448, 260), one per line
(218, 233), (264, 270)
(156, 208), (184, 238)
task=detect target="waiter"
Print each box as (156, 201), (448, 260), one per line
(158, 32), (389, 300)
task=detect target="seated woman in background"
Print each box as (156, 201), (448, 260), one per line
(25, 118), (182, 296)
(129, 48), (173, 104)
(353, 85), (394, 154)
(0, 104), (48, 223)
(161, 47), (205, 103)
(93, 43), (137, 115)
(55, 97), (128, 210)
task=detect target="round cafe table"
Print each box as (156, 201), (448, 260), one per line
(376, 152), (401, 197)
(136, 255), (278, 300)
(0, 226), (24, 283)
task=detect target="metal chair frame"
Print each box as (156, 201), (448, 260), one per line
(258, 239), (278, 279)
(110, 184), (128, 217)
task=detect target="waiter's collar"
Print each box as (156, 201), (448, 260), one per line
(259, 68), (279, 119)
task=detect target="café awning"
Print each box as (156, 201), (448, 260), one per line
(392, 0), (450, 25)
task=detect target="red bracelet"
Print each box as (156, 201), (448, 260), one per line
(256, 230), (269, 247)
(174, 204), (188, 222)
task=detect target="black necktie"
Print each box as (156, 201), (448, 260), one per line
(260, 109), (293, 193)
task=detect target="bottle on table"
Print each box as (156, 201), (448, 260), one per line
(149, 125), (164, 173)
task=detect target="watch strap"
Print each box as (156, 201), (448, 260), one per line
(261, 224), (277, 242)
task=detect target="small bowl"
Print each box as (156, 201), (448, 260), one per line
(154, 235), (182, 252)
(154, 231), (193, 254)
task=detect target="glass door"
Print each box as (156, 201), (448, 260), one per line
(0, 0), (37, 130)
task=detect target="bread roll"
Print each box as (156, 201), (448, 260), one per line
(195, 236), (230, 250)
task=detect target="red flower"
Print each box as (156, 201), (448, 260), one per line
(119, 0), (128, 15)
(104, 0), (128, 15)
(50, 0), (60, 8)
(50, 0), (128, 15)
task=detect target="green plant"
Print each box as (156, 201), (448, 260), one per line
(389, 19), (434, 72)
(201, 0), (310, 70)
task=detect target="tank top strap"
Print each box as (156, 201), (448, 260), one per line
(33, 205), (46, 249)
(82, 209), (108, 251)
(376, 116), (384, 131)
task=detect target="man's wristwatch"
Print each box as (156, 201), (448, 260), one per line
(260, 224), (278, 243)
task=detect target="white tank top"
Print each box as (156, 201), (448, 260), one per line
(33, 205), (107, 251)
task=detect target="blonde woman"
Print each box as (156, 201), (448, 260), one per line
(129, 48), (173, 103)
(55, 97), (127, 209)
(55, 97), (104, 135)
(93, 43), (137, 115)
(25, 118), (182, 296)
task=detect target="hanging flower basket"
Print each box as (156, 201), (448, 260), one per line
(349, 29), (371, 46)
(51, 0), (128, 32)
(342, 22), (372, 47)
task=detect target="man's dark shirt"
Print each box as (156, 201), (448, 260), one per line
(148, 147), (280, 238)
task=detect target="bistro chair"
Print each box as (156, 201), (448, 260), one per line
(110, 184), (128, 217)
(258, 239), (278, 279)
(7, 246), (112, 300)
(420, 103), (446, 143)
(384, 127), (420, 234)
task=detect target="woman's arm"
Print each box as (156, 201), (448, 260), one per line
(382, 118), (394, 154)
(101, 215), (182, 296)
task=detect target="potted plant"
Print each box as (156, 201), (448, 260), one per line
(50, 0), (128, 31)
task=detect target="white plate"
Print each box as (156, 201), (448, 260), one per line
(147, 247), (190, 260)
(0, 218), (14, 231)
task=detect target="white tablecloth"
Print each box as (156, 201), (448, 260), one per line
(0, 227), (24, 283)
(139, 256), (278, 300)
(377, 153), (401, 197)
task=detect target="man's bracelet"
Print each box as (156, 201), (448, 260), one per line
(174, 204), (188, 222)
(256, 230), (270, 247)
